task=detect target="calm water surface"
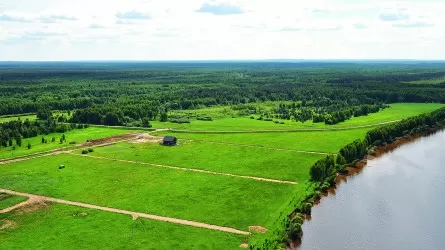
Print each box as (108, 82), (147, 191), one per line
(299, 130), (445, 250)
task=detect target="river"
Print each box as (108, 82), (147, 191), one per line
(299, 130), (445, 250)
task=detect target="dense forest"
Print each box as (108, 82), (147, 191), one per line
(1, 61), (445, 126)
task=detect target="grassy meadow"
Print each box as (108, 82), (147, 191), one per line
(0, 203), (245, 250)
(0, 127), (141, 160)
(0, 153), (298, 230)
(86, 140), (324, 181)
(150, 103), (443, 131)
(1, 102), (444, 248)
(0, 194), (28, 210)
(155, 128), (371, 153)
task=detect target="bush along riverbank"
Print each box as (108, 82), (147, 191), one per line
(248, 107), (445, 249)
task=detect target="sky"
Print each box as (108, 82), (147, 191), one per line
(0, 0), (445, 61)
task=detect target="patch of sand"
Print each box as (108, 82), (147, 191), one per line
(129, 133), (162, 144)
(0, 219), (17, 230)
(15, 201), (49, 215)
(248, 226), (268, 233)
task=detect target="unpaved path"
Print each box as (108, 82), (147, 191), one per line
(66, 152), (298, 185)
(163, 120), (401, 134)
(0, 151), (63, 165)
(0, 189), (250, 235)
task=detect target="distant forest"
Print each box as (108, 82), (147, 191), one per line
(1, 61), (445, 126)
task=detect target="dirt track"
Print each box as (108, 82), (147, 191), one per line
(0, 189), (250, 235)
(67, 152), (298, 185)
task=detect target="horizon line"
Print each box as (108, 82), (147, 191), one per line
(1, 58), (445, 63)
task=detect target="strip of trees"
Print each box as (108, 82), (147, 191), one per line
(0, 117), (80, 149)
(310, 106), (445, 183)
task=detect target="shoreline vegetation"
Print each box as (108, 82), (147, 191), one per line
(249, 107), (445, 249)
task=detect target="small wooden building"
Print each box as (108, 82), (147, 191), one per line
(162, 136), (177, 146)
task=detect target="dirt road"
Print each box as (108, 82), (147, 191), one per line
(0, 189), (251, 235)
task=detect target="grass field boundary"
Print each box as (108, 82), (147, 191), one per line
(67, 152), (298, 184)
(165, 120), (400, 134)
(0, 189), (251, 235)
(182, 139), (330, 155)
(0, 133), (142, 165)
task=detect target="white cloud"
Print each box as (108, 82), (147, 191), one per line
(1, 0), (445, 60)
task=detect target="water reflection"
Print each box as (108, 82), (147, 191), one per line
(299, 130), (445, 250)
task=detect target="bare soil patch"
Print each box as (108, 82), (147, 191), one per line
(15, 201), (49, 215)
(248, 226), (268, 233)
(81, 133), (140, 147)
(129, 133), (163, 144)
(239, 243), (249, 248)
(0, 219), (17, 230)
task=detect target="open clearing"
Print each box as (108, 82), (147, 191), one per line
(0, 203), (245, 250)
(154, 128), (371, 153)
(0, 194), (28, 210)
(85, 140), (324, 181)
(150, 103), (444, 131)
(0, 153), (299, 230)
(0, 127), (143, 160)
(0, 102), (442, 249)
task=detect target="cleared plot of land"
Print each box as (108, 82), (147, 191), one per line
(0, 127), (141, 160)
(0, 194), (27, 210)
(0, 154), (298, 230)
(0, 115), (36, 124)
(151, 103), (443, 131)
(87, 141), (324, 182)
(0, 203), (245, 250)
(156, 128), (370, 154)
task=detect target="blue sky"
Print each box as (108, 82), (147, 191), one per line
(0, 0), (444, 60)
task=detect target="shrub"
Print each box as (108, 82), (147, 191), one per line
(250, 116), (255, 119)
(286, 223), (303, 241)
(81, 150), (89, 154)
(87, 148), (94, 152)
(292, 215), (304, 225)
(69, 141), (76, 145)
(321, 182), (331, 192)
(301, 203), (312, 215)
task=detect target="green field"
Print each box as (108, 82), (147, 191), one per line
(1, 101), (443, 249)
(0, 204), (245, 250)
(0, 154), (298, 230)
(155, 128), (370, 153)
(86, 140), (323, 181)
(150, 103), (443, 131)
(0, 127), (141, 160)
(0, 194), (28, 210)
(0, 115), (36, 124)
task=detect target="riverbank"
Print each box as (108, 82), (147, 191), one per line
(297, 128), (445, 249)
(293, 125), (445, 249)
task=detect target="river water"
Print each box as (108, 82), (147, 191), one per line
(299, 130), (445, 250)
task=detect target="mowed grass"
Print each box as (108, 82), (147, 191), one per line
(0, 203), (245, 250)
(156, 128), (370, 154)
(86, 140), (323, 181)
(151, 103), (443, 131)
(0, 194), (28, 210)
(0, 154), (298, 230)
(0, 127), (141, 160)
(0, 115), (36, 123)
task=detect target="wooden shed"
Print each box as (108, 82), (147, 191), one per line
(162, 136), (177, 146)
